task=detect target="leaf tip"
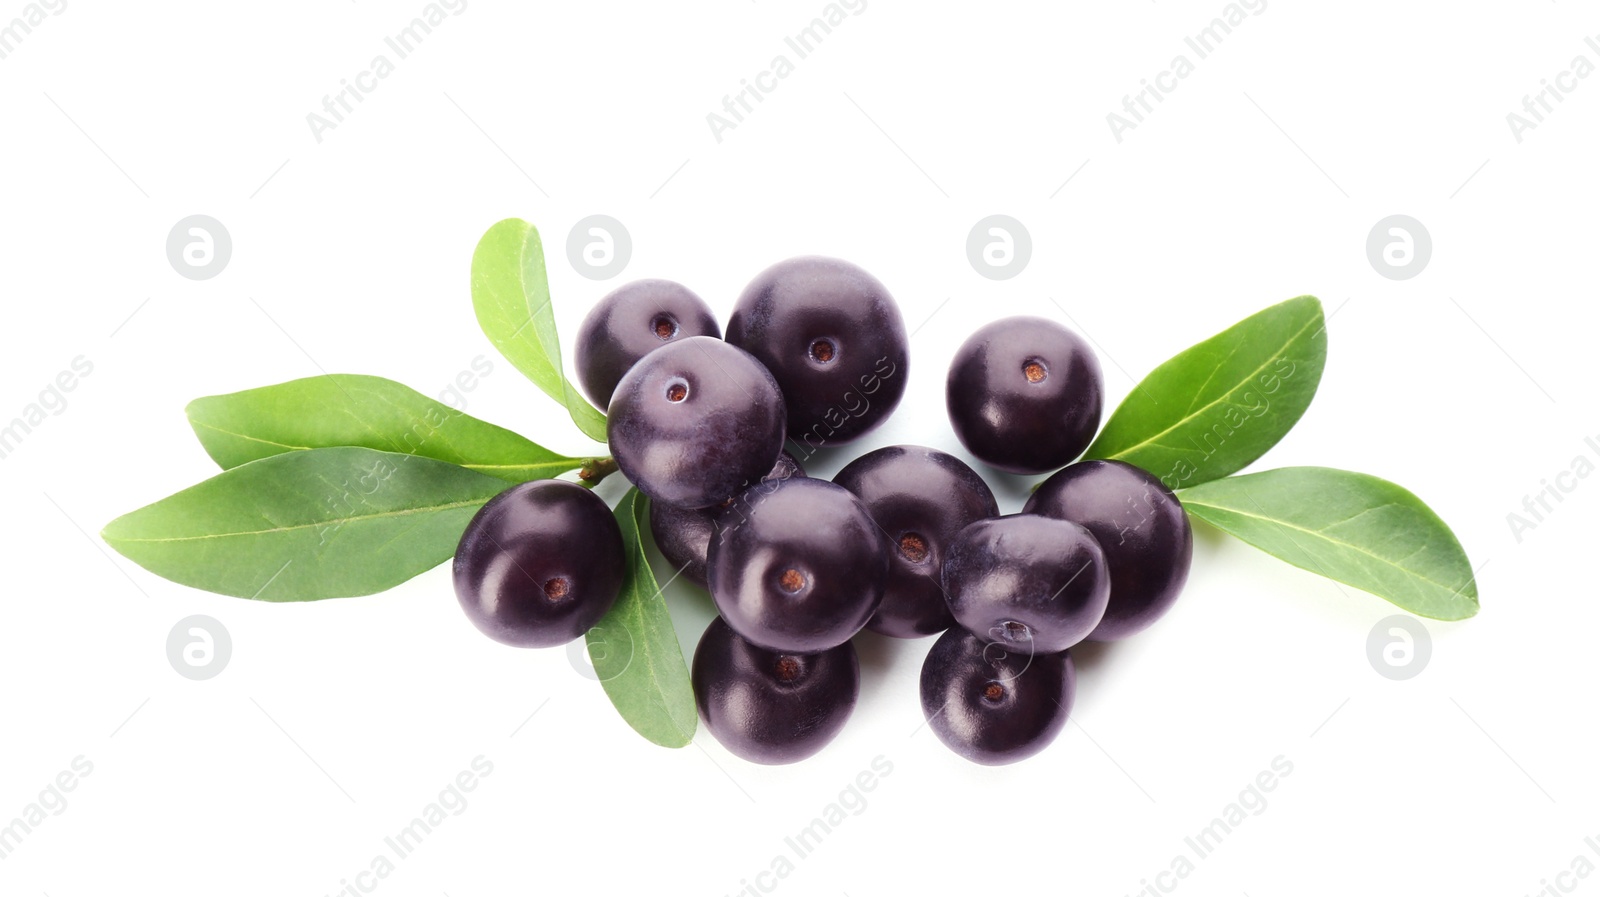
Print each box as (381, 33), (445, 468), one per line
(99, 514), (136, 557)
(475, 217), (534, 248)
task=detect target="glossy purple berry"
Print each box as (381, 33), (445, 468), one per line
(726, 256), (908, 447)
(452, 481), (624, 648)
(832, 445), (998, 638)
(943, 514), (1110, 655)
(607, 336), (786, 509)
(649, 451), (806, 589)
(708, 477), (889, 653)
(920, 627), (1075, 765)
(574, 279), (721, 407)
(946, 315), (1103, 474)
(693, 616), (859, 765)
(1023, 460), (1193, 641)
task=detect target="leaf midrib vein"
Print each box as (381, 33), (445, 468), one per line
(1106, 312), (1321, 461)
(1184, 499), (1467, 594)
(191, 419), (571, 475)
(607, 493), (694, 742)
(108, 498), (487, 544)
(191, 419), (309, 452)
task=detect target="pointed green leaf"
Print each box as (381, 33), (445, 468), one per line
(103, 447), (509, 601)
(186, 374), (584, 483)
(1084, 296), (1327, 490)
(585, 488), (696, 748)
(470, 218), (608, 443)
(1178, 467), (1479, 620)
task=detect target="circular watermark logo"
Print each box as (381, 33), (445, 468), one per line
(1366, 215), (1431, 281)
(166, 215), (232, 280)
(1366, 614), (1431, 681)
(566, 623), (634, 682)
(980, 630), (1036, 682)
(967, 215), (1032, 280)
(167, 615), (232, 681)
(566, 215), (631, 281)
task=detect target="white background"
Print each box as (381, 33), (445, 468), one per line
(2, 2), (1596, 895)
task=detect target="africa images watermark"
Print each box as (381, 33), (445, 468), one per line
(1506, 434), (1600, 544)
(0, 755), (93, 861)
(0, 0), (66, 63)
(1153, 355), (1298, 493)
(706, 0), (868, 144)
(306, 0), (468, 144)
(1523, 835), (1600, 897)
(724, 755), (894, 897)
(436, 353), (496, 412)
(1106, 0), (1268, 143)
(1125, 755), (1295, 896)
(0, 355), (94, 463)
(324, 755), (494, 897)
(714, 353), (900, 540)
(315, 355), (496, 549)
(1506, 33), (1600, 144)
(789, 354), (899, 461)
(701, 350), (903, 553)
(168, 615), (233, 681)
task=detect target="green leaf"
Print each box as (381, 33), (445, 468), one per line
(585, 489), (697, 748)
(1178, 467), (1479, 620)
(1083, 296), (1327, 490)
(103, 447), (509, 601)
(471, 218), (608, 443)
(186, 374), (585, 484)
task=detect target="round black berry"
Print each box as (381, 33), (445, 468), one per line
(726, 256), (908, 446)
(693, 616), (859, 765)
(1023, 460), (1193, 641)
(649, 451), (806, 589)
(943, 514), (1109, 655)
(919, 627), (1075, 765)
(946, 315), (1104, 474)
(832, 445), (998, 638)
(708, 477), (889, 653)
(452, 480), (624, 648)
(574, 279), (721, 407)
(607, 336), (786, 509)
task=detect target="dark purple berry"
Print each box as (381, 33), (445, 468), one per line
(607, 336), (786, 509)
(946, 315), (1103, 474)
(708, 477), (889, 653)
(649, 451), (806, 589)
(832, 445), (998, 638)
(726, 256), (908, 447)
(1022, 460), (1193, 641)
(943, 514), (1109, 655)
(575, 279), (721, 407)
(920, 627), (1075, 765)
(452, 480), (624, 648)
(693, 616), (859, 765)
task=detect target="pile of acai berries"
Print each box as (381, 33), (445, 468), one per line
(451, 258), (1192, 766)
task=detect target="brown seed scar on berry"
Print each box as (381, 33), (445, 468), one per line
(652, 315), (676, 340)
(779, 568), (806, 593)
(543, 577), (570, 600)
(774, 656), (802, 682)
(899, 532), (930, 564)
(666, 381), (688, 403)
(810, 338), (836, 363)
(982, 682), (1006, 702)
(1023, 359), (1048, 383)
